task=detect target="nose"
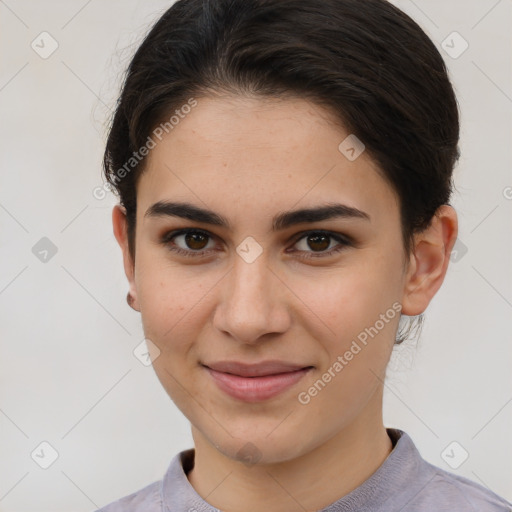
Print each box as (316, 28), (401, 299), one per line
(212, 250), (291, 345)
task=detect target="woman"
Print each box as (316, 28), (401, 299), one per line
(97, 0), (511, 510)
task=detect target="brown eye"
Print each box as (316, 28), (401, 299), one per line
(304, 233), (330, 252)
(183, 231), (210, 250)
(161, 228), (351, 260)
(161, 229), (216, 257)
(291, 230), (352, 260)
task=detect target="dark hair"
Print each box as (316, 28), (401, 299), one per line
(103, 0), (460, 344)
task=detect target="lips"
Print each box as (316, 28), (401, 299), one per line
(202, 360), (314, 402)
(202, 360), (313, 377)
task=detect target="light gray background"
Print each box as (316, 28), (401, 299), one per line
(1, 1), (511, 510)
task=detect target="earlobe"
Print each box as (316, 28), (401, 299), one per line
(400, 205), (458, 316)
(112, 204), (140, 312)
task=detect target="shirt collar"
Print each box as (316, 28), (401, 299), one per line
(161, 428), (436, 512)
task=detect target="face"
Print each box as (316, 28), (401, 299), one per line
(117, 95), (417, 464)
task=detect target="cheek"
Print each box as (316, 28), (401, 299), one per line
(296, 265), (394, 335)
(300, 282), (397, 423)
(135, 261), (208, 407)
(135, 254), (213, 349)
(295, 261), (400, 374)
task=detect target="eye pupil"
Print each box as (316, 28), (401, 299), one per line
(185, 231), (208, 250)
(308, 233), (330, 252)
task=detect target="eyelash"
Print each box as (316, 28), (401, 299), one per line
(160, 229), (352, 260)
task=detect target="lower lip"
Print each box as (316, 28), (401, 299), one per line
(204, 366), (313, 402)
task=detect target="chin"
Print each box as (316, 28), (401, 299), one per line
(209, 430), (309, 467)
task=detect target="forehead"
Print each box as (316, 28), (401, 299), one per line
(137, 95), (400, 228)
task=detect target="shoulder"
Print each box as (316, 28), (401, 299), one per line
(94, 479), (162, 512)
(94, 448), (191, 512)
(379, 429), (511, 512)
(408, 462), (512, 511)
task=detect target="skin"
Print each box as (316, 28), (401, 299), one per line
(112, 94), (458, 512)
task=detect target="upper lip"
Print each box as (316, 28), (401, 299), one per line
(203, 360), (313, 377)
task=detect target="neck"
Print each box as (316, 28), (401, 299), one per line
(186, 388), (393, 512)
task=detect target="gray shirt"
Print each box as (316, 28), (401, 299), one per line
(95, 428), (511, 511)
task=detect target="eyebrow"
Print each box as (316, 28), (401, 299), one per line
(144, 201), (371, 231)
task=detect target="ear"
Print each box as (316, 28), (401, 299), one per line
(112, 204), (140, 312)
(401, 205), (458, 316)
